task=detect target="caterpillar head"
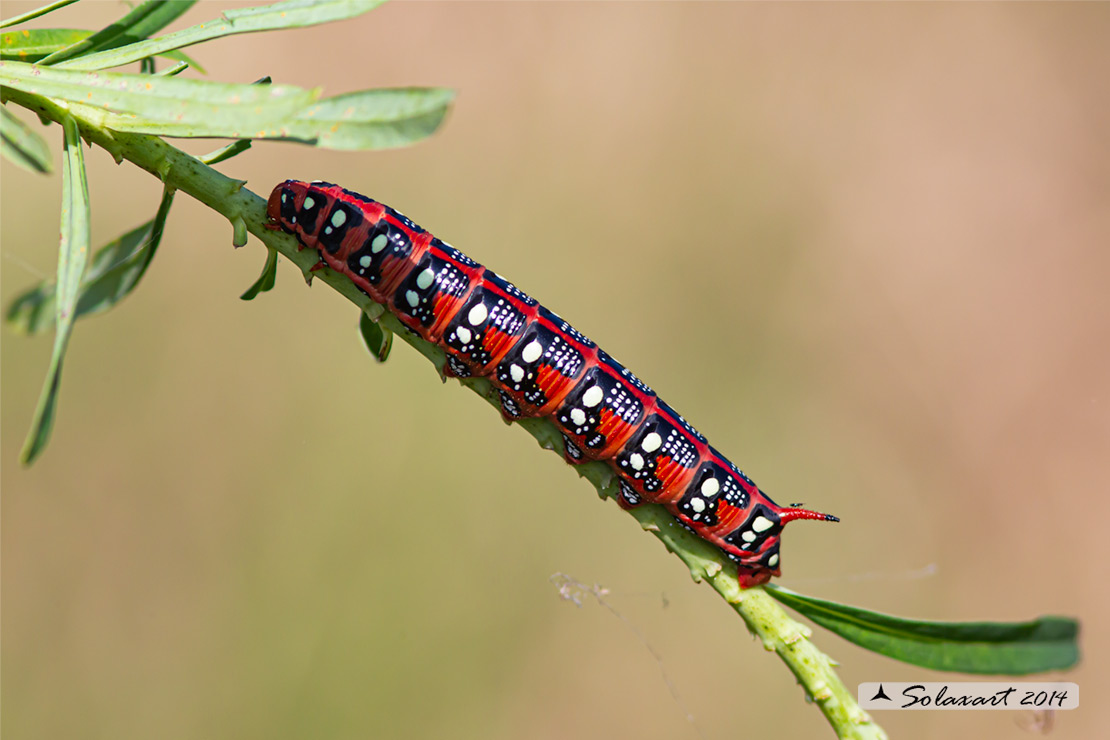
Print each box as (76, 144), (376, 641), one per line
(266, 179), (312, 234)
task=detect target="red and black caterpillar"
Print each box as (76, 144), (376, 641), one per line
(266, 180), (838, 588)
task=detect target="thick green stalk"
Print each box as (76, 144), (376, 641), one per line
(2, 87), (886, 740)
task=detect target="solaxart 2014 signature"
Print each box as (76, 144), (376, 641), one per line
(858, 682), (1078, 711)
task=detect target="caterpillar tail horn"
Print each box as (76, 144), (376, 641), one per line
(778, 506), (840, 525)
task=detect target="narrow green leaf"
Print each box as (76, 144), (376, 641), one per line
(6, 282), (54, 335)
(765, 585), (1080, 675)
(2, 61), (451, 150)
(359, 311), (392, 362)
(1, 28), (209, 69)
(240, 249), (278, 301)
(199, 138), (250, 164)
(21, 115), (90, 465)
(7, 187), (174, 336)
(0, 60), (319, 136)
(54, 0), (385, 71)
(1, 104), (52, 172)
(156, 59), (189, 77)
(1, 28), (92, 61)
(285, 87), (455, 150)
(160, 47), (205, 74)
(0, 0), (81, 30)
(39, 0), (197, 65)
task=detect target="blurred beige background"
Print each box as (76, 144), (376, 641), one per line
(3, 2), (1107, 739)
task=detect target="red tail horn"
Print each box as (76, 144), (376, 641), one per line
(778, 506), (840, 525)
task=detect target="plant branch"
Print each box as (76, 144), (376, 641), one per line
(1, 88), (886, 740)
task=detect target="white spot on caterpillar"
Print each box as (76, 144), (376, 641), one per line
(570, 408), (586, 426)
(371, 234), (388, 253)
(690, 497), (706, 513)
(324, 226), (332, 235)
(752, 516), (774, 533)
(629, 453), (645, 471)
(455, 326), (472, 344)
(521, 340), (543, 363)
(405, 290), (419, 307)
(641, 432), (662, 453)
(741, 530), (757, 542)
(331, 208), (346, 227)
(303, 196), (315, 210)
(359, 255), (372, 268)
(281, 192), (287, 203)
(509, 364), (525, 383)
(582, 386), (603, 407)
(767, 553), (779, 568)
(701, 478), (720, 496)
(468, 304), (488, 325)
(416, 268), (435, 290)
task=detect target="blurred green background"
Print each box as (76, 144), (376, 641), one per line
(3, 2), (1107, 739)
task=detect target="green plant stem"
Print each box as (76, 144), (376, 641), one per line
(1, 87), (886, 740)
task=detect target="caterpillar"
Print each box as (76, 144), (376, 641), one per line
(266, 180), (838, 588)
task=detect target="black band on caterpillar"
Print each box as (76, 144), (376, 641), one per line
(266, 180), (838, 588)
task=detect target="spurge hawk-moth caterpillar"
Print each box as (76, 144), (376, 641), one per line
(266, 179), (838, 588)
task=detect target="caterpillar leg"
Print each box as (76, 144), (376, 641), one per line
(719, 540), (781, 589)
(616, 480), (643, 510)
(735, 564), (774, 589)
(497, 390), (524, 423)
(561, 434), (588, 466)
(442, 355), (472, 380)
